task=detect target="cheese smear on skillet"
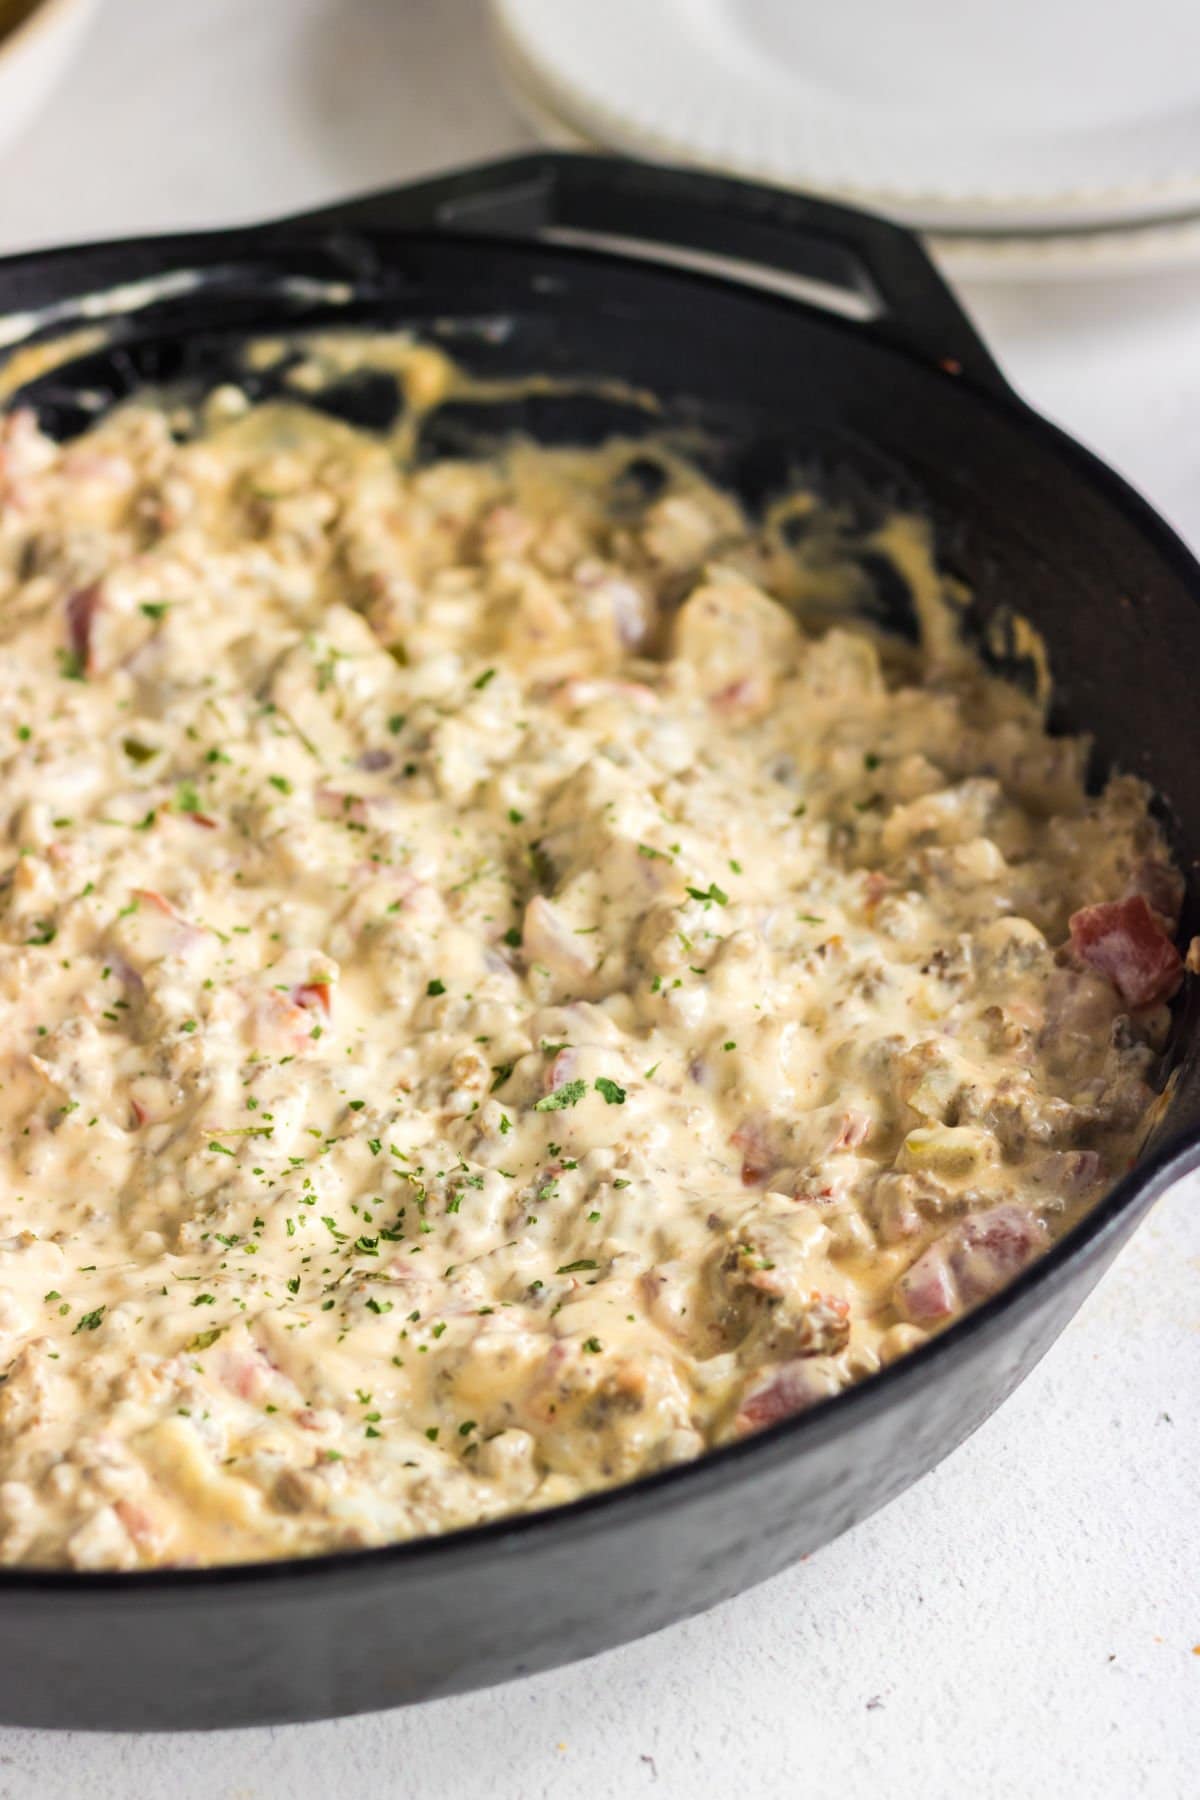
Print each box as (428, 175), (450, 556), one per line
(0, 348), (1185, 1568)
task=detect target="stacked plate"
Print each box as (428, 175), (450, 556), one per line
(491, 0), (1200, 278)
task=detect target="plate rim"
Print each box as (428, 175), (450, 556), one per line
(490, 0), (1200, 232)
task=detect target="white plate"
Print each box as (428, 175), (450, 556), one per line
(491, 0), (1200, 233)
(0, 0), (100, 163)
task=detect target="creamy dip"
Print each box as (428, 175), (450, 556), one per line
(0, 348), (1185, 1569)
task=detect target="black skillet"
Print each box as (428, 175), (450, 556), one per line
(0, 154), (1197, 1730)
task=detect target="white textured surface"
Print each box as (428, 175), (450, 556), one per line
(491, 0), (1200, 229)
(0, 3), (1197, 1791)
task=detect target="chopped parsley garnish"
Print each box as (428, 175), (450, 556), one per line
(472, 667), (497, 690)
(25, 920), (56, 947)
(612, 1178), (631, 1189)
(685, 881), (728, 909)
(191, 1293), (216, 1307)
(175, 782), (202, 814)
(594, 1077), (626, 1106)
(426, 978), (446, 997)
(490, 1062), (514, 1092)
(503, 926), (521, 948)
(507, 807), (525, 825)
(582, 1337), (603, 1354)
(73, 1307), (105, 1334)
(187, 1327), (224, 1352)
(533, 1079), (586, 1112)
(556, 1259), (598, 1274)
(268, 774), (293, 795)
(140, 601), (170, 620)
(388, 713), (406, 735)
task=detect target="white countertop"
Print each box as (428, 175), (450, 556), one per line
(0, 2), (1196, 1792)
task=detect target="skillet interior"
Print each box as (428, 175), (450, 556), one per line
(1, 178), (1199, 1727)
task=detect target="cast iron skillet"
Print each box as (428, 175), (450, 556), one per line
(0, 154), (1198, 1731)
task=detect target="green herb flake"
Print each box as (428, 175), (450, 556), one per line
(187, 1327), (224, 1352)
(533, 1079), (587, 1113)
(472, 667), (497, 691)
(594, 1077), (626, 1106)
(556, 1259), (598, 1275)
(685, 881), (728, 909)
(426, 978), (446, 997)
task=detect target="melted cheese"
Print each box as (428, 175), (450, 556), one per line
(0, 356), (1177, 1568)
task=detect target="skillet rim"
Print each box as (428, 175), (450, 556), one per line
(0, 203), (1198, 1597)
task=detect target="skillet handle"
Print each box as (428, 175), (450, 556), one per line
(282, 153), (1009, 397)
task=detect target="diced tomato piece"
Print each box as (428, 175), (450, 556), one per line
(954, 1203), (1050, 1298)
(132, 887), (185, 920)
(731, 1116), (774, 1186)
(292, 981), (331, 1017)
(1069, 894), (1182, 1008)
(734, 1360), (832, 1435)
(895, 1248), (958, 1326)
